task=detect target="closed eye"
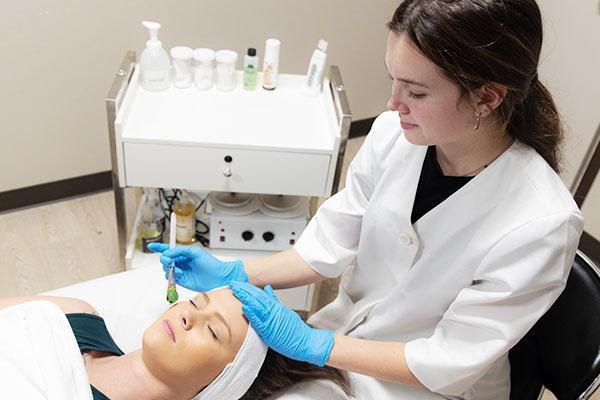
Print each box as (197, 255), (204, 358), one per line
(408, 92), (426, 99)
(190, 298), (219, 341)
(208, 325), (218, 341)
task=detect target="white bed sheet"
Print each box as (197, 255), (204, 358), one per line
(43, 265), (195, 353)
(43, 266), (354, 399)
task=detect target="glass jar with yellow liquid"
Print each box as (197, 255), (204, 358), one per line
(174, 190), (196, 244)
(136, 189), (164, 252)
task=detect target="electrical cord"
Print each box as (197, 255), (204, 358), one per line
(194, 196), (210, 246)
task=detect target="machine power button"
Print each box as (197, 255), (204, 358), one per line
(241, 230), (254, 241)
(262, 231), (275, 242)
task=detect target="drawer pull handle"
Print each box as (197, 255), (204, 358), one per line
(223, 168), (232, 177)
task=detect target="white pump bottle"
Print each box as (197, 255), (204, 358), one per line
(140, 21), (171, 92)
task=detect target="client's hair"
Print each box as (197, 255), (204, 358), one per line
(241, 348), (352, 399)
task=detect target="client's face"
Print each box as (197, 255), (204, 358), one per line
(142, 288), (248, 388)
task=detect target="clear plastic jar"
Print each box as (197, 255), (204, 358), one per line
(193, 48), (215, 90)
(170, 46), (193, 89)
(215, 49), (239, 92)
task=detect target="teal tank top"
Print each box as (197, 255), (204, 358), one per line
(66, 313), (125, 400)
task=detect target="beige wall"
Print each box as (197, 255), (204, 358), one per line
(582, 173), (600, 241)
(537, 0), (600, 239)
(1, 1), (599, 241)
(0, 0), (397, 192)
(537, 0), (600, 187)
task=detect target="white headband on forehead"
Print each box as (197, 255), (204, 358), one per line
(193, 287), (268, 400)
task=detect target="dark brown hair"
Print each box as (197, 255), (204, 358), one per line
(240, 348), (352, 399)
(387, 0), (563, 172)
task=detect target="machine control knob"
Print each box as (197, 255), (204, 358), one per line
(223, 167), (232, 177)
(241, 230), (254, 241)
(262, 231), (275, 242)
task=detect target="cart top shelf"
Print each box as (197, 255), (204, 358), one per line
(117, 67), (340, 154)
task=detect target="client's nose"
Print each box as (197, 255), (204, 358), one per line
(181, 308), (194, 330)
(181, 306), (212, 330)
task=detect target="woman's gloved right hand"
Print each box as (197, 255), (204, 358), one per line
(147, 243), (248, 292)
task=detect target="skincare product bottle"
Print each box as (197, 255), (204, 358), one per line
(174, 190), (196, 244)
(140, 21), (171, 92)
(304, 39), (328, 95)
(262, 38), (280, 90)
(243, 48), (258, 91)
(136, 189), (164, 252)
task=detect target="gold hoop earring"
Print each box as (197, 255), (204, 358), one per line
(474, 113), (481, 131)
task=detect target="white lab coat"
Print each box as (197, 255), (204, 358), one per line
(294, 111), (584, 400)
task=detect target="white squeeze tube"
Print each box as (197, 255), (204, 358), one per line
(303, 39), (328, 95)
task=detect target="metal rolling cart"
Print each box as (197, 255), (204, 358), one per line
(105, 51), (351, 312)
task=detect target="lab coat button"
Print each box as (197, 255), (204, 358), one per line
(399, 233), (413, 246)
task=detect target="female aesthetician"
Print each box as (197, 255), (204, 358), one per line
(150, 0), (584, 398)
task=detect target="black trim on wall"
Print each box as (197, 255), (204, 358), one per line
(349, 117), (376, 139)
(0, 118), (377, 212)
(580, 231), (600, 267)
(0, 171), (112, 213)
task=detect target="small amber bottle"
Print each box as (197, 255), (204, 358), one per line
(174, 190), (196, 244)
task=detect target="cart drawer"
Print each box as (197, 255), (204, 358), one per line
(123, 142), (331, 196)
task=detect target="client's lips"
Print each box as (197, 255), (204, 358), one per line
(400, 121), (418, 130)
(162, 320), (176, 342)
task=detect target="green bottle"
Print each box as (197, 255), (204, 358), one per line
(244, 47), (258, 91)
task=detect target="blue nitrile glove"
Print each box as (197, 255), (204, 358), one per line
(147, 243), (248, 292)
(229, 281), (334, 367)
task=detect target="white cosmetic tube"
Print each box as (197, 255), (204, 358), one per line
(304, 39), (328, 95)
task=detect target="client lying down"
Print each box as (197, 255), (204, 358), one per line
(0, 288), (351, 400)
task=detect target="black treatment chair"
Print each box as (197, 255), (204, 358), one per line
(509, 250), (600, 400)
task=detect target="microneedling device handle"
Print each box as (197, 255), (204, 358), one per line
(166, 212), (179, 303)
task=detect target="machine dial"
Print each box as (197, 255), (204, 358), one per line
(262, 231), (275, 242)
(241, 230), (254, 241)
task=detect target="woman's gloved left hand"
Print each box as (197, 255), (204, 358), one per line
(229, 281), (334, 367)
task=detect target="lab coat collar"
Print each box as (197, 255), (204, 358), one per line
(412, 140), (522, 239)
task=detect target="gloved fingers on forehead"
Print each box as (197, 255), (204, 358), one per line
(230, 282), (271, 301)
(242, 305), (267, 333)
(230, 284), (271, 314)
(263, 285), (279, 301)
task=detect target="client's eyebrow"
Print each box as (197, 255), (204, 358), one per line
(201, 293), (232, 342)
(213, 311), (232, 342)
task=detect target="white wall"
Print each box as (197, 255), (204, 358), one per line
(537, 0), (600, 188)
(0, 0), (397, 192)
(1, 1), (599, 242)
(582, 173), (600, 241)
(537, 0), (600, 239)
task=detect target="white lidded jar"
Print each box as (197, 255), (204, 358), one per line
(140, 21), (171, 92)
(170, 46), (193, 88)
(215, 49), (238, 92)
(193, 48), (215, 90)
